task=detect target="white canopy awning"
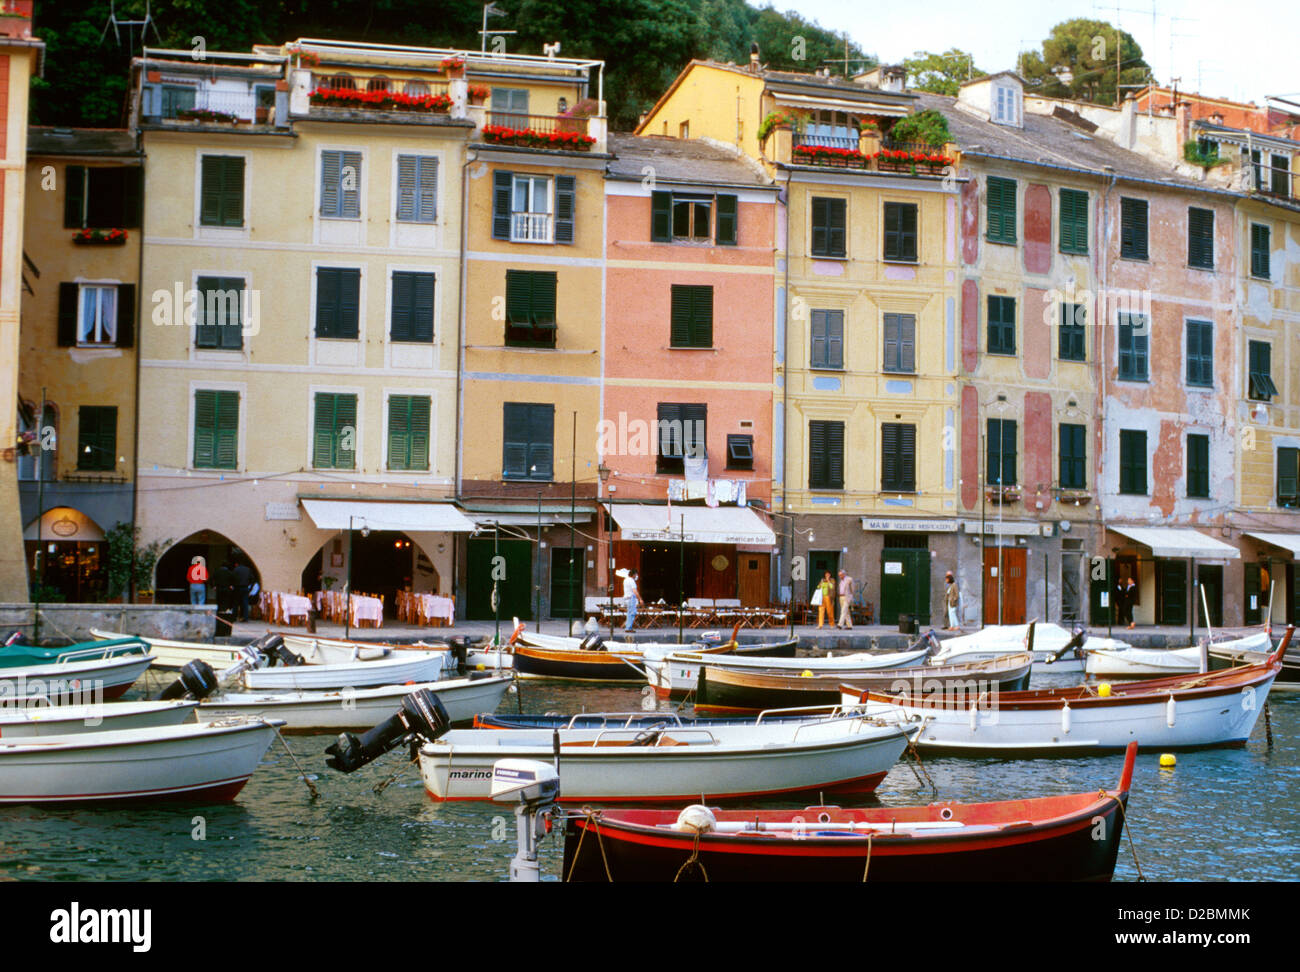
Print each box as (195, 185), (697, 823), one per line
(604, 504), (776, 547)
(772, 93), (909, 116)
(1110, 526), (1240, 560)
(301, 500), (477, 533)
(472, 512), (592, 527)
(1244, 532), (1300, 558)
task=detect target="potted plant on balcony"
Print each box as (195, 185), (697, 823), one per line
(468, 84), (490, 106)
(73, 228), (129, 246)
(440, 56), (465, 78)
(558, 97), (598, 133)
(176, 107), (240, 125)
(758, 110), (798, 144)
(791, 144), (870, 168)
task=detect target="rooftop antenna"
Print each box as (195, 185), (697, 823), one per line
(479, 2), (516, 54)
(100, 0), (162, 50)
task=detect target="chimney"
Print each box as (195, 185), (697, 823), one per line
(1209, 112), (1224, 126)
(881, 65), (906, 94)
(1120, 92), (1136, 149)
(749, 43), (760, 74)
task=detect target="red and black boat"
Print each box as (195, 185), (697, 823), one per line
(562, 741), (1138, 882)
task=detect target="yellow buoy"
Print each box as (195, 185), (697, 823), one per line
(1159, 753), (1176, 767)
(1098, 682), (1112, 697)
(800, 670), (814, 678)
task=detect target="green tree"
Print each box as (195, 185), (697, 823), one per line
(903, 49), (984, 96)
(1019, 18), (1151, 106)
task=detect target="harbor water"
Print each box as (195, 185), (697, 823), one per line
(1, 679), (1297, 882)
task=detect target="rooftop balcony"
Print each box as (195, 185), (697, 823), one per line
(774, 127), (958, 177)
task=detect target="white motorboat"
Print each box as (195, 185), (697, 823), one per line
(0, 718), (283, 804)
(1086, 630), (1273, 678)
(859, 631), (1291, 756)
(197, 674), (512, 731)
(90, 628), (248, 671)
(927, 623), (1125, 673)
(0, 698), (197, 737)
(240, 649), (448, 691)
(418, 715), (917, 802)
(280, 632), (512, 671)
(643, 645), (930, 700)
(0, 639), (155, 701)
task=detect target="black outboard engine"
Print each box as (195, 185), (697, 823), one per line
(156, 660), (221, 700)
(578, 632), (605, 653)
(248, 633), (301, 667)
(446, 635), (471, 671)
(325, 689), (451, 774)
(3, 630), (26, 647)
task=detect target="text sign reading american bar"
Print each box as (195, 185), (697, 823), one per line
(861, 518), (959, 533)
(619, 528), (774, 545)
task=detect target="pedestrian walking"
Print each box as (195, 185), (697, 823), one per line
(232, 559), (253, 622)
(837, 569), (855, 630)
(944, 571), (961, 630)
(213, 559), (234, 617)
(186, 556), (208, 606)
(1116, 572), (1137, 629)
(814, 571), (835, 628)
(623, 569), (640, 634)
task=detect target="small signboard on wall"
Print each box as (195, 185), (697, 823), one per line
(266, 502), (301, 521)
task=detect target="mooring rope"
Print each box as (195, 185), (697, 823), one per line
(564, 807), (614, 882)
(674, 829), (710, 883)
(861, 831), (874, 882)
(272, 725), (319, 799)
(1103, 789), (1146, 882)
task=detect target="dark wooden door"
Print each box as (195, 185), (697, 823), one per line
(1157, 559), (1187, 626)
(738, 552), (769, 606)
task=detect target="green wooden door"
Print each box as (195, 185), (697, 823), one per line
(1196, 565), (1223, 627)
(550, 547), (583, 620)
(1090, 557), (1113, 626)
(467, 537), (533, 621)
(880, 548), (930, 626)
(1157, 559), (1187, 626)
(1244, 562), (1262, 626)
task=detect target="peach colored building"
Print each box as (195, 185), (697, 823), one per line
(600, 135), (780, 606)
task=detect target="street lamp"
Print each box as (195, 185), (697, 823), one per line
(597, 461), (611, 642)
(345, 514), (369, 639)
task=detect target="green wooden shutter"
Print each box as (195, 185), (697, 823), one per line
(1279, 448), (1300, 506)
(1003, 420), (1017, 486)
(339, 151), (361, 219)
(194, 391), (217, 468)
(827, 198), (846, 256)
(986, 177), (1017, 244)
(827, 421), (844, 488)
(409, 396), (430, 470)
(388, 395), (410, 469)
(390, 273), (412, 341)
(492, 170), (513, 239)
(528, 405), (554, 479)
(214, 391), (239, 469)
(881, 423), (899, 490)
(64, 166), (86, 228)
(1059, 188), (1088, 254)
(338, 269), (360, 338)
(123, 167), (143, 229)
(1187, 433), (1209, 498)
(533, 272), (557, 327)
(554, 175), (576, 244)
(693, 286), (712, 347)
(715, 194), (737, 245)
(506, 269), (533, 326)
(651, 191), (672, 242)
(396, 156), (417, 221)
(116, 284), (135, 348)
(320, 151), (340, 217)
(826, 310), (843, 368)
(57, 283), (79, 346)
(1251, 224), (1271, 279)
(417, 157), (437, 222)
(195, 390), (238, 469)
(1188, 207), (1214, 268)
(503, 403), (528, 478)
(809, 420), (826, 487)
(411, 273), (434, 342)
(670, 285), (692, 347)
(810, 309), (828, 367)
(1121, 198), (1148, 259)
(312, 393), (336, 468)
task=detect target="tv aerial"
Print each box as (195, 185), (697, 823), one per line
(100, 0), (163, 50)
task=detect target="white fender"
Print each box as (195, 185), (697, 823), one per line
(1061, 701), (1071, 734)
(1166, 694), (1176, 728)
(969, 703), (978, 732)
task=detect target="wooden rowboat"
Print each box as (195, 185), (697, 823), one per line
(696, 652), (1034, 716)
(863, 628), (1293, 756)
(89, 628), (248, 671)
(1208, 633), (1300, 691)
(0, 698), (197, 737)
(563, 742), (1138, 882)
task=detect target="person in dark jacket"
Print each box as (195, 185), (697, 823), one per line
(232, 560), (253, 622)
(213, 560), (234, 617)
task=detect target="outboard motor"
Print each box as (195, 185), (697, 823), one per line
(4, 630), (26, 647)
(156, 660), (221, 700)
(446, 635), (471, 672)
(248, 634), (302, 668)
(578, 632), (605, 653)
(325, 689), (451, 774)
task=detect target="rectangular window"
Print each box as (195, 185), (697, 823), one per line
(1186, 433), (1210, 499)
(1059, 303), (1085, 361)
(193, 389), (239, 470)
(1251, 223), (1271, 280)
(1059, 422), (1086, 490)
(161, 85), (196, 119)
(1120, 197), (1148, 259)
(1271, 153), (1291, 196)
(200, 155), (245, 228)
(503, 402), (555, 480)
(387, 395), (431, 471)
(320, 150), (362, 219)
(1278, 447), (1300, 508)
(1187, 206), (1214, 269)
(883, 202), (917, 262)
(64, 165), (143, 229)
(726, 434), (753, 470)
(194, 276), (244, 350)
(312, 393), (357, 470)
(395, 155), (438, 223)
(1118, 312), (1149, 381)
(808, 420), (844, 490)
(492, 170), (574, 244)
(810, 197), (846, 257)
(669, 284), (713, 349)
(653, 192), (737, 244)
(1248, 340), (1278, 401)
(882, 313), (916, 373)
(656, 403), (707, 474)
(987, 295), (1016, 356)
(390, 271), (435, 343)
(504, 270), (558, 348)
(880, 422), (916, 492)
(985, 176), (1017, 244)
(489, 87), (529, 128)
(315, 268), (361, 339)
(77, 406), (117, 472)
(809, 309), (844, 369)
(1185, 320), (1213, 388)
(1119, 429), (1147, 495)
(1058, 187), (1089, 254)
(986, 418), (1017, 486)
(77, 285), (119, 346)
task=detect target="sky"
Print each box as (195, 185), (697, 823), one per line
(790, 0), (1299, 109)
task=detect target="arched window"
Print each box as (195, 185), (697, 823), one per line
(403, 80), (429, 97)
(367, 75), (390, 93)
(326, 73), (356, 91)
